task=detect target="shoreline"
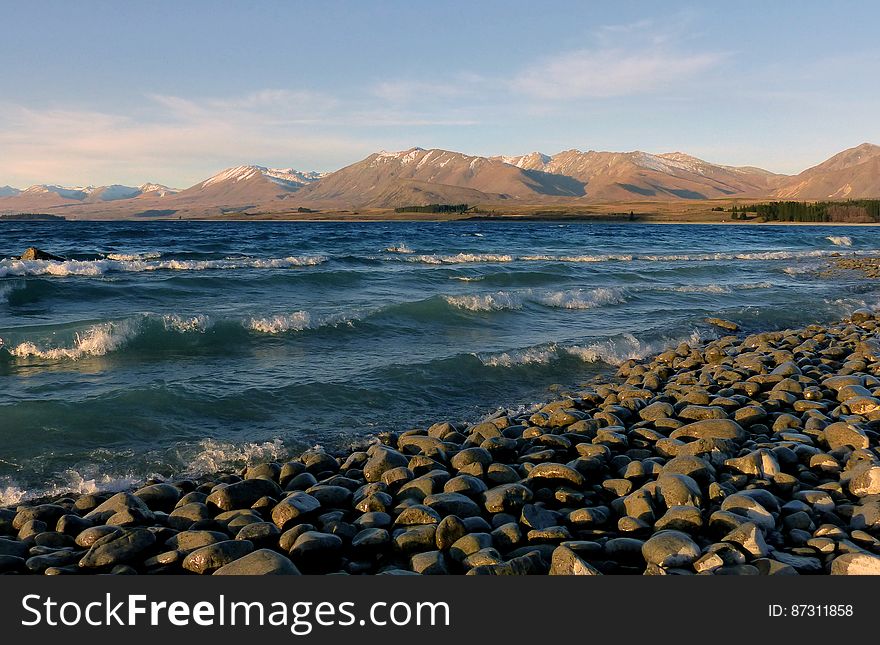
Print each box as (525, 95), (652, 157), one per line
(4, 312), (880, 575)
(5, 216), (880, 226)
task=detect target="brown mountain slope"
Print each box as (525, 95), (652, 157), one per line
(496, 150), (783, 200)
(774, 143), (880, 199)
(169, 166), (322, 208)
(294, 148), (585, 208)
(2, 144), (879, 217)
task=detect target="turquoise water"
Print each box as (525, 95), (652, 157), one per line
(1, 221), (878, 502)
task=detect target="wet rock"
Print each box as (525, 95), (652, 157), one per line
(351, 528), (390, 551)
(79, 528), (156, 569)
(214, 549), (300, 575)
(830, 552), (880, 575)
(435, 515), (467, 551)
(183, 540), (255, 574)
(207, 479), (282, 512)
(525, 463), (585, 488)
(721, 522), (770, 559)
(549, 545), (601, 575)
(824, 422), (870, 450)
(0, 537), (28, 558)
(423, 492), (481, 518)
(642, 530), (701, 568)
(410, 550), (448, 575)
(849, 466), (880, 497)
(21, 247), (65, 261)
(134, 483), (181, 512)
(271, 492), (321, 529)
(363, 447), (410, 483)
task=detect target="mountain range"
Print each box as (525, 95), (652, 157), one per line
(1, 143), (878, 218)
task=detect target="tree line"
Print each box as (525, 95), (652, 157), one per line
(394, 204), (470, 214)
(730, 200), (880, 223)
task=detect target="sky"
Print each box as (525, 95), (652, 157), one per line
(1, 0), (879, 188)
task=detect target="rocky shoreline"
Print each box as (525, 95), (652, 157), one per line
(5, 310), (880, 575)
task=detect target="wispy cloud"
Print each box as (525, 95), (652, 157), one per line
(511, 18), (723, 100)
(371, 19), (723, 105)
(513, 48), (721, 99)
(0, 97), (383, 187)
(0, 19), (733, 186)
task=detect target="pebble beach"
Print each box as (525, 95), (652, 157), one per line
(6, 304), (880, 575)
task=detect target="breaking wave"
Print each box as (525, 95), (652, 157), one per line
(444, 292), (523, 312)
(443, 287), (625, 312)
(104, 251), (163, 261)
(477, 330), (707, 368)
(0, 255), (327, 277)
(407, 253), (514, 264)
(385, 243), (414, 254)
(397, 248), (876, 266)
(0, 437), (287, 506)
(245, 311), (314, 334)
(565, 330), (706, 366)
(3, 321), (138, 361)
(478, 344), (560, 367)
(826, 235), (853, 247)
(531, 287), (624, 309)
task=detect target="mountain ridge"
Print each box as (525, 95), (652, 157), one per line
(1, 143), (877, 217)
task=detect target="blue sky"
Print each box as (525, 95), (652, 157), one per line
(1, 0), (878, 187)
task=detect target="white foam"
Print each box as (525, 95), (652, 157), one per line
(162, 314), (212, 333)
(3, 321), (137, 361)
(478, 329), (707, 369)
(407, 253), (514, 265)
(827, 235), (853, 247)
(444, 292), (522, 312)
(0, 470), (147, 507)
(245, 310), (312, 334)
(520, 254), (634, 262)
(451, 276), (484, 282)
(531, 287), (624, 309)
(478, 344), (559, 367)
(664, 284), (730, 294)
(105, 251), (162, 261)
(445, 287), (624, 312)
(0, 255), (326, 278)
(0, 438), (289, 506)
(385, 243), (414, 254)
(566, 330), (705, 366)
(184, 438), (286, 476)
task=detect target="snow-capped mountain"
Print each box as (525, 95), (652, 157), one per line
(294, 147), (585, 208)
(200, 165), (325, 190)
(1, 144), (879, 217)
(138, 183), (178, 198)
(169, 164), (326, 208)
(493, 149), (782, 200)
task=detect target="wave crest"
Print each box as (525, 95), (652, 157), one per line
(385, 243), (414, 254)
(532, 287), (624, 309)
(0, 255), (326, 278)
(4, 321), (137, 361)
(826, 235), (853, 247)
(105, 251), (162, 261)
(478, 344), (559, 367)
(246, 311), (313, 334)
(407, 253), (514, 265)
(444, 292), (522, 312)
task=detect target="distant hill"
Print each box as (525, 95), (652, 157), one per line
(1, 143), (878, 217)
(294, 148), (585, 208)
(774, 143), (880, 199)
(493, 149), (782, 201)
(169, 165), (324, 209)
